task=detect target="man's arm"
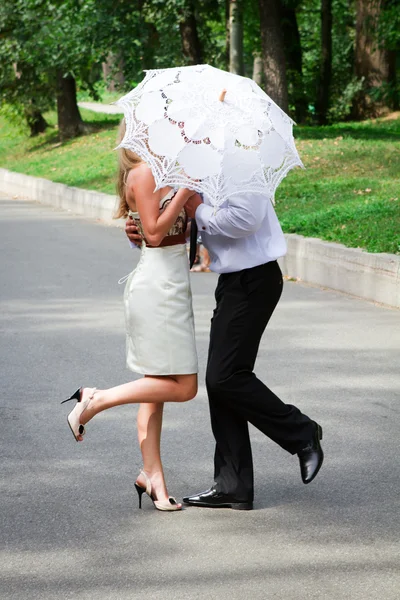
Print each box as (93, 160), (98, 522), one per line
(185, 193), (270, 239)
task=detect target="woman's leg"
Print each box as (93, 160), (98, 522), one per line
(136, 402), (173, 503)
(190, 243), (201, 272)
(201, 246), (210, 271)
(80, 374), (197, 426)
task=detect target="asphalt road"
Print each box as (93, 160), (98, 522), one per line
(1, 196), (399, 600)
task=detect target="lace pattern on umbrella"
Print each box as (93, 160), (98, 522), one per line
(116, 66), (303, 207)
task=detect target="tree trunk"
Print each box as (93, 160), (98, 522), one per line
(387, 50), (399, 110)
(258, 0), (288, 111)
(280, 2), (307, 122)
(252, 53), (263, 86)
(102, 54), (125, 92)
(179, 2), (203, 65)
(315, 0), (332, 124)
(25, 106), (48, 137)
(138, 1), (160, 71)
(225, 0), (230, 70)
(229, 0), (244, 75)
(352, 0), (391, 118)
(56, 72), (86, 140)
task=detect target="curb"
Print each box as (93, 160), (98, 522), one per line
(1, 168), (399, 309)
(279, 236), (399, 308)
(0, 168), (118, 223)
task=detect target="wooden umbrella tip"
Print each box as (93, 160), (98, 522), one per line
(219, 89), (227, 102)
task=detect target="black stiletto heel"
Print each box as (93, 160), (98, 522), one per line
(61, 388), (82, 405)
(135, 483), (146, 509)
(134, 470), (182, 511)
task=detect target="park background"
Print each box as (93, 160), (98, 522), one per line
(1, 4), (400, 599)
(0, 0), (399, 254)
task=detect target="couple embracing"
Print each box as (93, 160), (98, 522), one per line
(63, 119), (323, 512)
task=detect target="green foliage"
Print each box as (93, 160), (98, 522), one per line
(296, 0), (321, 117)
(0, 103), (28, 131)
(327, 77), (364, 123)
(0, 1), (53, 121)
(198, 1), (228, 70)
(328, 0), (357, 120)
(13, 0), (101, 76)
(0, 0), (104, 129)
(243, 0), (262, 77)
(368, 81), (400, 109)
(378, 0), (400, 51)
(297, 0), (357, 122)
(1, 0), (399, 133)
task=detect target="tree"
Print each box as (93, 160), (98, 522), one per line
(22, 90), (49, 136)
(295, 0), (359, 122)
(140, 0), (201, 71)
(281, 0), (308, 122)
(0, 1), (51, 135)
(376, 0), (400, 109)
(315, 0), (333, 123)
(137, 0), (161, 72)
(102, 55), (125, 93)
(229, 0), (244, 74)
(56, 73), (85, 139)
(240, 0), (263, 81)
(0, 0), (103, 138)
(258, 0), (289, 111)
(352, 0), (394, 118)
(179, 1), (203, 64)
(252, 52), (263, 85)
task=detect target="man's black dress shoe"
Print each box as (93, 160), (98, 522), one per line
(298, 422), (324, 484)
(183, 487), (253, 510)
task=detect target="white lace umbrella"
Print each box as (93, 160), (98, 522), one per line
(115, 64), (303, 207)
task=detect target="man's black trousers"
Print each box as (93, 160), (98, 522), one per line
(206, 260), (314, 501)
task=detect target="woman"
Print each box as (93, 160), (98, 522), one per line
(62, 120), (198, 511)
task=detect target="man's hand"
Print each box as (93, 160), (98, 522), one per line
(185, 193), (202, 219)
(125, 217), (143, 247)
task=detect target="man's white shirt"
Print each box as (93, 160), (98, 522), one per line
(195, 193), (287, 274)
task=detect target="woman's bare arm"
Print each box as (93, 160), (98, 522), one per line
(127, 166), (196, 246)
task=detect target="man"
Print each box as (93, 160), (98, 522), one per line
(126, 190), (323, 510)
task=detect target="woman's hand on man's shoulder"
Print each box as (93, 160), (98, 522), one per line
(184, 193), (203, 218)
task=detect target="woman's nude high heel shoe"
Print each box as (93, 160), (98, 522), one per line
(61, 387), (96, 442)
(134, 470), (182, 511)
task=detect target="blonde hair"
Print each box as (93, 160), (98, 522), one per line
(114, 119), (143, 219)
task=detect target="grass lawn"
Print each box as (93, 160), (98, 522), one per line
(0, 109), (399, 254)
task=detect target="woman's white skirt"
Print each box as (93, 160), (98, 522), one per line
(124, 244), (198, 375)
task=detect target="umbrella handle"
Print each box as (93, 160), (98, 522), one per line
(219, 89), (227, 102)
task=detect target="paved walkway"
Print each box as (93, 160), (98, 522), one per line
(78, 101), (123, 114)
(1, 196), (399, 599)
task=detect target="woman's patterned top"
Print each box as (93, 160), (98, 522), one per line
(128, 188), (187, 241)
